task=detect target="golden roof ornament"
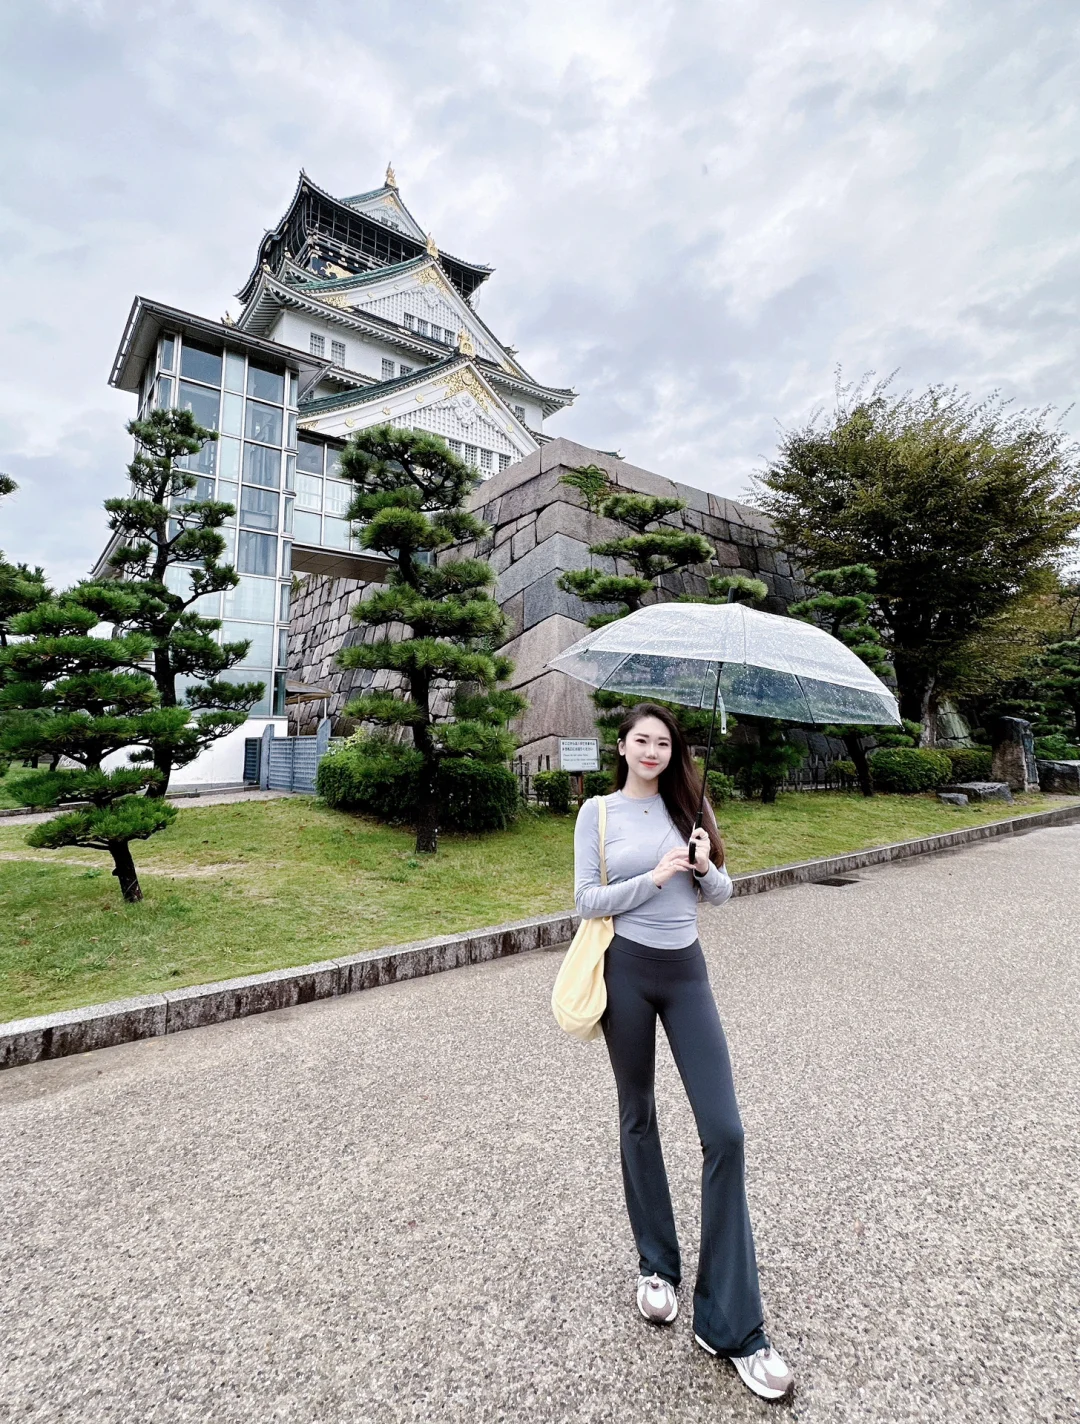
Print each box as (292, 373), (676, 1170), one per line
(425, 232), (438, 256)
(385, 161), (398, 190)
(456, 327), (476, 357)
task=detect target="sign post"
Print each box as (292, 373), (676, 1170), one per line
(560, 738), (600, 805)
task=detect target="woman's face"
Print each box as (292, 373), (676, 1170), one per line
(619, 715), (673, 786)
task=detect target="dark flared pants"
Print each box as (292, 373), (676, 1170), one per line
(601, 932), (767, 1356)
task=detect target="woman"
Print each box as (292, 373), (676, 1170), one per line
(573, 702), (793, 1403)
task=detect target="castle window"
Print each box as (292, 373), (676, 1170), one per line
(381, 359), (395, 380)
(309, 333), (325, 356)
(399, 364), (413, 378)
(404, 313), (416, 331)
(331, 340), (346, 364)
(499, 453), (511, 471)
(513, 404), (526, 422)
(480, 448), (493, 470)
(465, 444), (478, 466)
(448, 439), (462, 456)
(416, 319), (428, 338)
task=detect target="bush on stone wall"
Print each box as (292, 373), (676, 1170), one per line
(316, 736), (520, 832)
(942, 747), (993, 781)
(868, 746), (952, 792)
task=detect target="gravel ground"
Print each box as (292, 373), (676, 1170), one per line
(1, 825), (1077, 1423)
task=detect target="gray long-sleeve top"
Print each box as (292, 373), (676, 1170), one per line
(574, 790), (733, 949)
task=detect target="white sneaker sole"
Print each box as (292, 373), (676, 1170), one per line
(638, 1288), (678, 1324)
(694, 1334), (792, 1402)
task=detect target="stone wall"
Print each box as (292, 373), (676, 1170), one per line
(287, 436), (805, 757)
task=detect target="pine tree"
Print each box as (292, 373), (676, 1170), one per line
(72, 408), (263, 795)
(0, 474), (51, 649)
(335, 425), (526, 854)
(788, 564), (895, 796)
(0, 599), (181, 900)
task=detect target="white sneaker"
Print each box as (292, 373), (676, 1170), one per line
(695, 1334), (794, 1400)
(636, 1273), (678, 1324)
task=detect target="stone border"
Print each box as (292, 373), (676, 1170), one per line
(4, 800), (1080, 1070)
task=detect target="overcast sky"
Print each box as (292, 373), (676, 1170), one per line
(1, 0), (1077, 587)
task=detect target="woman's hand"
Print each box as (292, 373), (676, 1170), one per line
(650, 845), (693, 888)
(688, 827), (711, 873)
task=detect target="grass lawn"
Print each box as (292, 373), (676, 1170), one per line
(0, 789), (1071, 1023)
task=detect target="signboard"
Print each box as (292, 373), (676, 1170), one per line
(559, 738), (599, 772)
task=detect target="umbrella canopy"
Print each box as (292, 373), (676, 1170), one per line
(546, 602), (900, 726)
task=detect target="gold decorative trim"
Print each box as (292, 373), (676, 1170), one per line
(385, 162), (398, 189)
(456, 327), (476, 357)
(441, 367), (490, 408)
(316, 291), (352, 310)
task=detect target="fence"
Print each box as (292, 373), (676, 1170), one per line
(244, 719), (338, 794)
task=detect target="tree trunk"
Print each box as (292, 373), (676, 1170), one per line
(144, 744), (172, 799)
(760, 777), (779, 805)
(415, 790), (439, 854)
(843, 731), (874, 797)
(109, 842), (143, 902)
(919, 679), (938, 747)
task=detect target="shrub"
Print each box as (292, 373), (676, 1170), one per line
(1034, 733), (1080, 761)
(317, 737), (519, 832)
(533, 768), (572, 813)
(942, 747), (993, 780)
(583, 770), (613, 799)
(868, 746), (952, 793)
(438, 758), (520, 832)
(832, 759), (858, 780)
(706, 770), (736, 804)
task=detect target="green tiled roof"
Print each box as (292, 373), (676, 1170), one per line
(298, 356), (463, 416)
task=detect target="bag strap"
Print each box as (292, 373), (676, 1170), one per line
(596, 794), (609, 886)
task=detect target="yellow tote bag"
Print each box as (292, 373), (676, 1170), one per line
(551, 795), (614, 1042)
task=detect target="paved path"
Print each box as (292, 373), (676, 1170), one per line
(2, 826), (1078, 1422)
(1, 788), (294, 828)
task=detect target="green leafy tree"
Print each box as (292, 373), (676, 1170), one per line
(788, 564), (894, 796)
(0, 473), (51, 649)
(755, 376), (1080, 742)
(335, 425), (527, 854)
(0, 600), (181, 900)
(74, 409), (264, 795)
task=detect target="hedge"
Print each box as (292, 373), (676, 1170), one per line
(317, 739), (520, 831)
(942, 747), (993, 781)
(868, 746), (953, 793)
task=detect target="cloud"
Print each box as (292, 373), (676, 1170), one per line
(1, 0), (1077, 585)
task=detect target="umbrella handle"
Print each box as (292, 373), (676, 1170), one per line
(689, 667), (725, 866)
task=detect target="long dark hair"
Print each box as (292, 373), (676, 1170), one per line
(615, 703), (725, 869)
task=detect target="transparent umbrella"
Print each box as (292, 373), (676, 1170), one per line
(546, 600), (900, 858)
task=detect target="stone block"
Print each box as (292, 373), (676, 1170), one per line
(511, 523), (537, 560)
(1037, 759), (1080, 794)
(535, 499), (623, 547)
(494, 531), (595, 603)
(991, 716), (1039, 792)
(713, 542), (742, 568)
(938, 791), (969, 807)
(523, 569), (611, 630)
(0, 994), (168, 1069)
(512, 669), (599, 746)
(494, 521), (514, 547)
(674, 481), (712, 515)
(490, 540), (513, 574)
(500, 613), (589, 688)
(940, 781), (1014, 804)
(500, 589), (525, 643)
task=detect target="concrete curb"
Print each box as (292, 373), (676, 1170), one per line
(4, 800), (1080, 1070)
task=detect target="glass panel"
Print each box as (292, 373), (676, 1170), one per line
(285, 454), (296, 491)
(287, 371), (298, 408)
(240, 485), (279, 531)
(297, 438), (324, 474)
(283, 496), (294, 534)
(224, 575), (276, 620)
(292, 510), (321, 543)
(217, 480), (238, 519)
(160, 335), (175, 371)
(181, 440), (217, 476)
(277, 627), (288, 666)
(243, 444), (281, 488)
(224, 352), (246, 392)
(280, 540), (291, 576)
(273, 670), (287, 717)
(323, 516), (351, 549)
(218, 436), (241, 480)
(222, 621), (275, 666)
(155, 376), (174, 409)
(191, 590), (221, 618)
(326, 449), (343, 477)
(221, 392), (243, 436)
(245, 401), (283, 446)
(223, 668), (270, 716)
(324, 480), (351, 516)
(178, 380), (220, 430)
(296, 474), (322, 510)
(237, 531), (277, 576)
(286, 413), (297, 449)
(247, 364), (285, 404)
(279, 582), (291, 621)
(179, 340), (223, 387)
